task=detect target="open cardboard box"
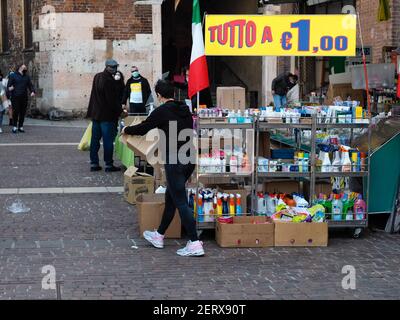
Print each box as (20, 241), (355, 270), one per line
(274, 221), (328, 247)
(124, 167), (155, 205)
(216, 216), (274, 248)
(136, 194), (181, 239)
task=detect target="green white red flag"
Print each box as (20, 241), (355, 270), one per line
(188, 0), (209, 99)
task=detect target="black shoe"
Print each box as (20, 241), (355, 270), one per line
(105, 166), (122, 173)
(18, 128), (25, 133)
(12, 128), (18, 134)
(91, 166), (102, 172)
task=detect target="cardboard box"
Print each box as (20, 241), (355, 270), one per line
(136, 194), (181, 239)
(325, 83), (365, 105)
(217, 87), (246, 111)
(124, 167), (155, 205)
(274, 222), (328, 247)
(264, 181), (301, 194)
(304, 182), (333, 199)
(216, 216), (274, 248)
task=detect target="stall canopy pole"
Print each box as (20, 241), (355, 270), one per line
(357, 11), (372, 115)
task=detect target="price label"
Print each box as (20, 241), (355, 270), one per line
(205, 15), (356, 57)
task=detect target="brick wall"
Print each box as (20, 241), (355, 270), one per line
(357, 0), (394, 63)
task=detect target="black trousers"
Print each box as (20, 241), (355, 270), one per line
(158, 163), (197, 241)
(11, 95), (28, 128)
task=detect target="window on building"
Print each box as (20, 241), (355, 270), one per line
(23, 0), (33, 49)
(0, 0), (9, 52)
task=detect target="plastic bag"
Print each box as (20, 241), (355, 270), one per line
(7, 199), (31, 214)
(78, 122), (92, 151)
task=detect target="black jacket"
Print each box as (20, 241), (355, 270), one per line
(124, 100), (194, 164)
(122, 76), (152, 107)
(87, 70), (123, 122)
(7, 72), (35, 98)
(272, 72), (296, 96)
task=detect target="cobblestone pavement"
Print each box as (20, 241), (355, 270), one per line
(0, 121), (400, 300)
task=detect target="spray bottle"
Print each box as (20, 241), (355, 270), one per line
(332, 146), (341, 173)
(332, 194), (343, 221)
(318, 144), (332, 173)
(354, 194), (367, 220)
(222, 194), (229, 216)
(236, 194), (243, 216)
(217, 193), (223, 217)
(197, 195), (204, 222)
(341, 146), (352, 172)
(229, 194), (236, 216)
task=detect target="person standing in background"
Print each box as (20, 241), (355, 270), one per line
(122, 66), (152, 114)
(86, 59), (124, 173)
(271, 72), (298, 111)
(7, 64), (35, 133)
(0, 72), (10, 134)
(2, 70), (14, 126)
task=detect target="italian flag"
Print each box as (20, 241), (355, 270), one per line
(188, 0), (209, 99)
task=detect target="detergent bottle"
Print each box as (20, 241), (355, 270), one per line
(223, 194), (229, 216)
(229, 194), (236, 216)
(217, 193), (223, 216)
(332, 194), (343, 221)
(341, 146), (352, 172)
(318, 144), (332, 173)
(332, 147), (341, 172)
(230, 155), (238, 173)
(197, 195), (204, 222)
(354, 195), (367, 220)
(236, 194), (243, 216)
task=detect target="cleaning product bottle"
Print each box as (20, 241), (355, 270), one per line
(229, 194), (236, 216)
(360, 152), (367, 171)
(222, 194), (229, 216)
(217, 193), (223, 216)
(319, 144), (332, 173)
(354, 195), (367, 220)
(257, 193), (266, 215)
(298, 152), (304, 173)
(236, 194), (242, 216)
(197, 195), (204, 222)
(332, 147), (341, 172)
(351, 152), (359, 172)
(230, 155), (238, 173)
(332, 194), (343, 221)
(341, 146), (352, 172)
(303, 153), (309, 173)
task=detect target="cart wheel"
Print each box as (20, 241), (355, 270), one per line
(353, 228), (363, 239)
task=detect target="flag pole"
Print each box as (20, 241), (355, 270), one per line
(357, 11), (371, 116)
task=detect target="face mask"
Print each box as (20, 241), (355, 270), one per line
(132, 71), (140, 78)
(114, 74), (121, 81)
(22, 69), (28, 75)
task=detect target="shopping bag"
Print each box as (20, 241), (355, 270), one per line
(78, 122), (92, 151)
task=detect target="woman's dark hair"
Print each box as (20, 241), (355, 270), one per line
(116, 71), (125, 83)
(155, 79), (175, 99)
(16, 64), (24, 72)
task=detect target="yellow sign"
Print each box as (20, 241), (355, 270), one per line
(205, 15), (356, 57)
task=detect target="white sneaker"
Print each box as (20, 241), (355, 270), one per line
(0, 128), (3, 134)
(143, 230), (164, 249)
(177, 241), (205, 257)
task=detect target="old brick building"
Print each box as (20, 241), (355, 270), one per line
(0, 0), (399, 115)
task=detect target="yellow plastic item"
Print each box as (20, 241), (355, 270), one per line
(78, 122), (93, 151)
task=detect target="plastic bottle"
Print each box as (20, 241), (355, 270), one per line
(360, 152), (367, 171)
(230, 156), (238, 173)
(229, 194), (236, 216)
(222, 194), (229, 216)
(351, 152), (359, 172)
(197, 195), (204, 222)
(354, 195), (367, 220)
(332, 149), (341, 172)
(236, 194), (242, 216)
(332, 194), (343, 221)
(217, 193), (223, 216)
(298, 152), (304, 173)
(341, 146), (352, 172)
(319, 144), (332, 173)
(303, 153), (309, 173)
(257, 193), (266, 215)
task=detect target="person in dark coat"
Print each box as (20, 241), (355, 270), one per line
(271, 72), (298, 111)
(86, 59), (124, 173)
(7, 64), (36, 133)
(122, 66), (152, 114)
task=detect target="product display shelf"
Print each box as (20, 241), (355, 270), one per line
(195, 117), (257, 232)
(255, 115), (372, 237)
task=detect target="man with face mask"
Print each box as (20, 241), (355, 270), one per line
(7, 64), (35, 133)
(86, 59), (124, 172)
(122, 66), (152, 114)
